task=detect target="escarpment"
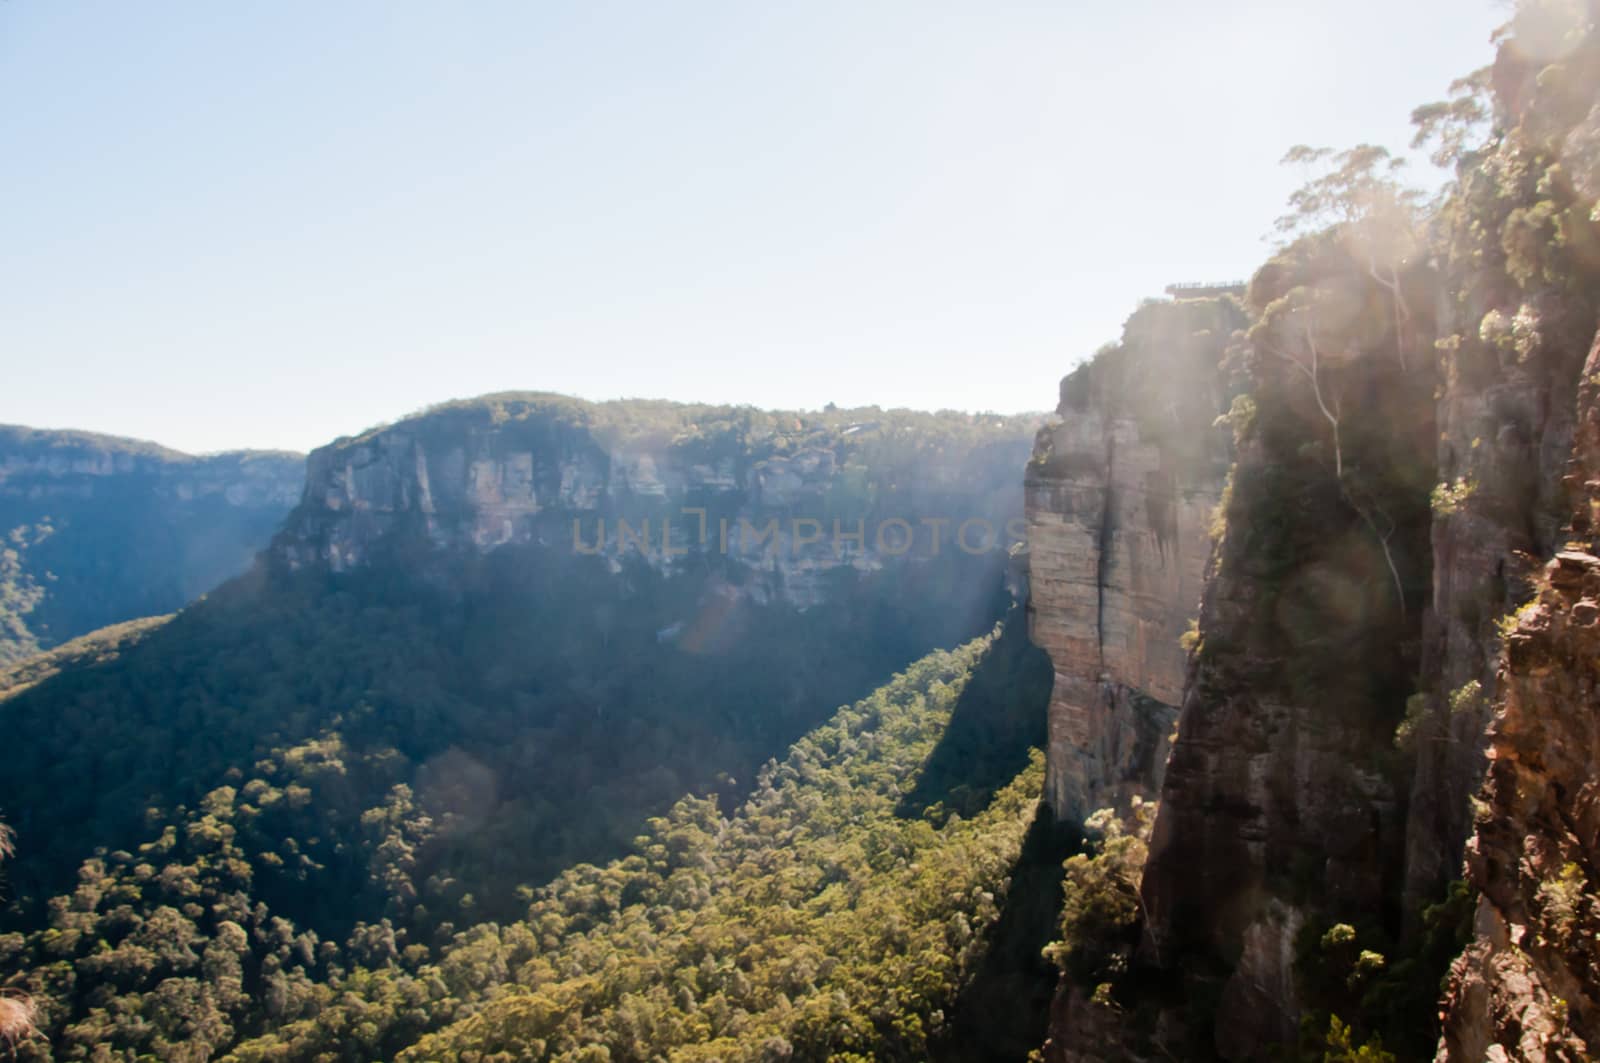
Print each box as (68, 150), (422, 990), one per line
(1138, 238), (1440, 1058)
(0, 396), (1044, 953)
(1403, 9), (1600, 933)
(1433, 33), (1600, 1042)
(275, 394), (1035, 609)
(1435, 351), (1600, 1059)
(0, 426), (302, 664)
(1024, 296), (1243, 823)
(1036, 6), (1600, 1059)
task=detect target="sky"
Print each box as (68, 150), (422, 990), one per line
(0, 1), (1508, 455)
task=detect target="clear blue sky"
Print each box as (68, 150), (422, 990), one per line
(1, 0), (1506, 454)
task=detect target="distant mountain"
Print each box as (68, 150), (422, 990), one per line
(0, 425), (303, 665)
(0, 395), (1046, 1059)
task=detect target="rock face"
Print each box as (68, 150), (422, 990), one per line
(1435, 329), (1600, 1062)
(1024, 297), (1241, 823)
(1134, 235), (1442, 1058)
(274, 393), (1037, 608)
(0, 430), (299, 508)
(0, 426), (303, 664)
(1401, 18), (1600, 916)
(1041, 11), (1600, 1059)
(1422, 11), (1600, 1058)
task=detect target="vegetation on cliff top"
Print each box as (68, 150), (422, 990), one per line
(335, 393), (1040, 495)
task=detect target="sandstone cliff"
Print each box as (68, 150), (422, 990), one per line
(274, 393), (1037, 609)
(1403, 4), (1600, 920)
(1434, 319), (1600, 1063)
(1024, 296), (1242, 823)
(1135, 236), (1439, 1058)
(1033, 5), (1600, 1058)
(1414, 8), (1600, 1057)
(0, 426), (302, 664)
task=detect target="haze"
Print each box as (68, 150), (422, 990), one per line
(0, 0), (1505, 453)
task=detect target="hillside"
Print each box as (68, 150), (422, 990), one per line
(0, 398), (1046, 1060)
(0, 619), (1058, 1061)
(0, 426), (303, 665)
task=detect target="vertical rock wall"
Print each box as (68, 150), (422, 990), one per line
(1137, 240), (1441, 1058)
(1035, 7), (1600, 1059)
(1435, 334), (1600, 1061)
(1025, 297), (1241, 823)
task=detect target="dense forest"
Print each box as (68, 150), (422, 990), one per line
(0, 620), (1061, 1061)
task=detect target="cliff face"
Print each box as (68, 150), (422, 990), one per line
(0, 429), (299, 508)
(1046, 7), (1600, 1059)
(0, 426), (303, 665)
(1025, 297), (1241, 823)
(1134, 240), (1440, 1057)
(275, 394), (1036, 608)
(1437, 539), (1600, 1062)
(1423, 10), (1600, 1058)
(1435, 329), (1600, 1062)
(1403, 9), (1600, 917)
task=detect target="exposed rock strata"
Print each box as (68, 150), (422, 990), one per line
(1403, 17), (1600, 914)
(275, 394), (1037, 609)
(1134, 237), (1440, 1057)
(0, 426), (302, 663)
(0, 426), (300, 508)
(1435, 328), (1600, 1062)
(1024, 297), (1241, 823)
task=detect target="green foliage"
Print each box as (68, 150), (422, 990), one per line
(1449, 679), (1484, 716)
(1209, 470), (1235, 544)
(1274, 144), (1424, 250)
(1497, 598), (1541, 639)
(1179, 618), (1202, 656)
(1430, 476), (1478, 515)
(1410, 68), (1493, 170)
(1393, 692), (1430, 752)
(1503, 199), (1565, 288)
(1044, 799), (1154, 989)
(0, 527), (47, 667)
(393, 644), (1045, 1062)
(1294, 881), (1476, 1060)
(1215, 393), (1257, 446)
(1318, 1015), (1398, 1062)
(1535, 862), (1593, 948)
(0, 588), (1043, 1060)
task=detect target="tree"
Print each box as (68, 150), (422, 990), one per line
(1275, 145), (1426, 368)
(1253, 287), (1410, 617)
(1410, 68), (1494, 170)
(1045, 799), (1156, 989)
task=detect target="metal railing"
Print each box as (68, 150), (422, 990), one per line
(1165, 280), (1246, 294)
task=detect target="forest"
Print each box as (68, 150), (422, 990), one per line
(0, 619), (1061, 1061)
